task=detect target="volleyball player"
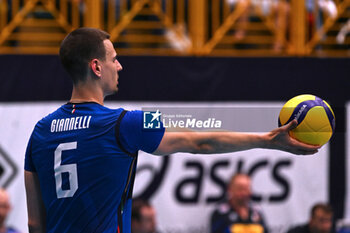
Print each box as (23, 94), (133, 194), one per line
(24, 27), (319, 233)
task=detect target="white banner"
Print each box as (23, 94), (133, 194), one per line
(0, 102), (329, 233)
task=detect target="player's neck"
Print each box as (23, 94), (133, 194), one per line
(231, 201), (249, 220)
(70, 82), (104, 105)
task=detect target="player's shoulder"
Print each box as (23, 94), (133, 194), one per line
(96, 104), (140, 118)
(249, 202), (266, 218)
(212, 201), (231, 215)
(249, 203), (266, 223)
(211, 201), (239, 224)
(122, 109), (143, 119)
(34, 104), (66, 128)
(117, 110), (143, 130)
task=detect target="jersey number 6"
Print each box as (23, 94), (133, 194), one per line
(54, 142), (78, 199)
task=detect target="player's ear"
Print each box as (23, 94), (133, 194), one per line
(90, 59), (102, 78)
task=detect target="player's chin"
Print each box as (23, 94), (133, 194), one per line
(110, 87), (118, 94)
(105, 87), (118, 96)
(112, 81), (119, 93)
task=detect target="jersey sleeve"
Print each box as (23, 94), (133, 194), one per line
(24, 134), (36, 172)
(118, 110), (165, 154)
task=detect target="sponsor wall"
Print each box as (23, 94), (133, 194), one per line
(0, 102), (330, 233)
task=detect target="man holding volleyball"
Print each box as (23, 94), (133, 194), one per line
(24, 27), (319, 233)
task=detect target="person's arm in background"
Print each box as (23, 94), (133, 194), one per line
(25, 171), (46, 233)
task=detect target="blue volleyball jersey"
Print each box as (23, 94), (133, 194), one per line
(24, 102), (164, 233)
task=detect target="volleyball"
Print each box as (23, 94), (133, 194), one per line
(278, 94), (335, 146)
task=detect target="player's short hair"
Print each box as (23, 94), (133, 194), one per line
(310, 203), (333, 218)
(59, 27), (110, 84)
(132, 198), (152, 222)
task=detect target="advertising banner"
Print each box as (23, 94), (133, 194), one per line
(0, 102), (329, 233)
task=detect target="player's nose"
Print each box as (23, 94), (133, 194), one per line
(116, 60), (123, 71)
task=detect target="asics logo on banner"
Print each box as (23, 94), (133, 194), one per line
(143, 110), (162, 129)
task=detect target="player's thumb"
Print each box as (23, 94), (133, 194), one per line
(284, 119), (298, 131)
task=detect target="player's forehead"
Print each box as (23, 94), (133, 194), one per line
(103, 39), (117, 57)
(230, 175), (250, 188)
(232, 174), (250, 184)
(314, 208), (332, 218)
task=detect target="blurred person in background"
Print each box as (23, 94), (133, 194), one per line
(336, 19), (350, 44)
(227, 0), (289, 52)
(131, 199), (160, 233)
(306, 0), (337, 40)
(210, 173), (268, 233)
(0, 189), (21, 233)
(286, 203), (334, 233)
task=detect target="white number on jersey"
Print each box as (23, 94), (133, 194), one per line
(54, 142), (78, 199)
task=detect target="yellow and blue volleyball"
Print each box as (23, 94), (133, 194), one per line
(278, 94), (335, 146)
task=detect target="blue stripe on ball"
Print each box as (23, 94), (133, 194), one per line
(316, 97), (336, 133)
(284, 100), (320, 126)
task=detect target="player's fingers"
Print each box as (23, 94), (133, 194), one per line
(299, 149), (318, 155)
(290, 137), (321, 152)
(302, 148), (319, 154)
(284, 119), (298, 131)
(305, 149), (319, 155)
(288, 146), (318, 155)
(295, 140), (320, 150)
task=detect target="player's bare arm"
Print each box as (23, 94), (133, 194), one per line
(25, 171), (46, 233)
(153, 120), (319, 156)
